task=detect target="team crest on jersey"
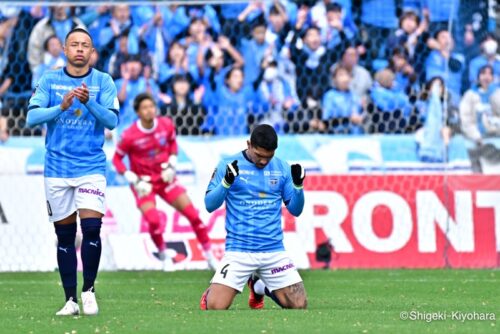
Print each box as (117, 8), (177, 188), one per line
(74, 108), (82, 117)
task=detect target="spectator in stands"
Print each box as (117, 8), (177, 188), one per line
(424, 0), (466, 51)
(114, 55), (160, 135)
(265, 1), (293, 53)
(368, 68), (411, 133)
(97, 5), (141, 70)
(468, 34), (500, 87)
(311, 0), (355, 37)
(357, 0), (398, 69)
(108, 34), (152, 80)
(388, 47), (418, 94)
(202, 66), (257, 135)
(238, 13), (273, 86)
(0, 9), (18, 72)
(320, 2), (357, 50)
(416, 76), (451, 162)
(159, 74), (206, 136)
(332, 46), (373, 102)
(197, 36), (244, 90)
(311, 65), (363, 134)
(31, 35), (66, 88)
(460, 65), (500, 143)
(185, 4), (221, 36)
(181, 18), (214, 68)
(425, 29), (465, 107)
(414, 76), (459, 132)
(158, 41), (198, 94)
(27, 5), (85, 73)
(254, 57), (299, 133)
(387, 10), (430, 72)
(289, 6), (347, 108)
(220, 2), (256, 43)
(0, 72), (13, 142)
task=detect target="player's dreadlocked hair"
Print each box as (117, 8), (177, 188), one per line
(250, 124), (278, 151)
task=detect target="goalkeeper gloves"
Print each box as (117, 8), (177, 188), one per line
(222, 160), (239, 188)
(124, 170), (152, 197)
(161, 155), (177, 183)
(291, 164), (305, 188)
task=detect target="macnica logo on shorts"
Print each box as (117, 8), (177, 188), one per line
(78, 188), (105, 197)
(271, 263), (295, 275)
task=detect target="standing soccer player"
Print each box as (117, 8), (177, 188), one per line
(200, 124), (308, 310)
(112, 93), (217, 270)
(27, 28), (119, 316)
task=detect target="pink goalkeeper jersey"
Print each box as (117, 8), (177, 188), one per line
(113, 117), (177, 183)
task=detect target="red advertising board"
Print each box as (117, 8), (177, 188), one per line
(297, 175), (500, 269)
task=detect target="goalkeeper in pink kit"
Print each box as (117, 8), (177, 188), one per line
(112, 93), (217, 269)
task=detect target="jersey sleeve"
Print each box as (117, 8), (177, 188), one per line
(29, 74), (50, 109)
(204, 159), (229, 212)
(115, 132), (131, 157)
(206, 159), (227, 193)
(100, 73), (119, 114)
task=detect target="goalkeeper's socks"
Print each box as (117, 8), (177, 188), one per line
(264, 287), (285, 308)
(182, 204), (210, 245)
(81, 218), (102, 292)
(55, 222), (78, 302)
(144, 209), (166, 252)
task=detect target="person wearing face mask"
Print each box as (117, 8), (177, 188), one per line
(253, 57), (299, 133)
(468, 34), (500, 87)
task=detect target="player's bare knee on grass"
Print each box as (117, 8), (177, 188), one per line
(205, 284), (237, 310)
(276, 282), (308, 309)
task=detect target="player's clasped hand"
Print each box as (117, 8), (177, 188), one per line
(72, 82), (90, 104)
(60, 91), (75, 111)
(223, 160), (239, 186)
(291, 164), (305, 187)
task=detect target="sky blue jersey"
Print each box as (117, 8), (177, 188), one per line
(205, 151), (305, 252)
(28, 68), (119, 178)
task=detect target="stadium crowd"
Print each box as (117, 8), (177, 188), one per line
(0, 1), (499, 157)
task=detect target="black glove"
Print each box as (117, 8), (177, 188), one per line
(291, 164), (305, 187)
(224, 160), (239, 186)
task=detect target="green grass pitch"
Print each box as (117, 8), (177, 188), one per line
(0, 270), (498, 334)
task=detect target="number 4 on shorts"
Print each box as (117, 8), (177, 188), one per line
(220, 264), (230, 279)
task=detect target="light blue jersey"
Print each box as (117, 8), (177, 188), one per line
(28, 68), (118, 178)
(205, 151), (305, 252)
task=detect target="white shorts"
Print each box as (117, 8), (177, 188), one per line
(211, 251), (302, 292)
(44, 174), (106, 222)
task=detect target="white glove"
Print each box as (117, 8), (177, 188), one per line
(124, 171), (152, 197)
(135, 177), (153, 197)
(161, 155), (177, 183)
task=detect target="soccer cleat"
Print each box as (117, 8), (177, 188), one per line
(247, 276), (264, 309)
(204, 250), (218, 270)
(55, 297), (80, 316)
(154, 251), (175, 271)
(200, 289), (209, 310)
(81, 289), (99, 315)
(153, 251), (166, 261)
